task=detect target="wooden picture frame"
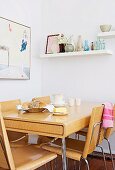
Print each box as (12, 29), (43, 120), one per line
(45, 34), (59, 54)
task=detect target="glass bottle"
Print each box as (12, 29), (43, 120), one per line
(59, 44), (65, 53)
(91, 42), (94, 50)
(96, 38), (100, 50)
(84, 40), (90, 51)
(99, 39), (102, 50)
(102, 40), (106, 50)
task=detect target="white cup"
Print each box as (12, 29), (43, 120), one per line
(76, 98), (81, 106)
(52, 94), (65, 105)
(68, 98), (75, 106)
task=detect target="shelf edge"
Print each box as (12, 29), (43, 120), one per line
(40, 50), (112, 58)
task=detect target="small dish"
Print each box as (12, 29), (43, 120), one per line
(52, 103), (66, 107)
(52, 112), (68, 116)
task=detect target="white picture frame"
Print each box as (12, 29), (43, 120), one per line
(0, 17), (31, 79)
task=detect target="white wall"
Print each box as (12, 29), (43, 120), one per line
(0, 0), (115, 154)
(41, 0), (115, 153)
(0, 0), (42, 101)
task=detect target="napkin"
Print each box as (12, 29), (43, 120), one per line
(43, 104), (54, 112)
(102, 102), (114, 128)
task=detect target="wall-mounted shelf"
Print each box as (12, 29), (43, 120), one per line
(40, 50), (112, 58)
(97, 31), (115, 38)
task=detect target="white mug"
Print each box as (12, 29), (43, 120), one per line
(52, 94), (65, 105)
(76, 98), (81, 106)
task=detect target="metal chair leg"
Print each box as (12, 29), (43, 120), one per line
(105, 138), (115, 170)
(79, 157), (89, 170)
(84, 158), (90, 170)
(75, 133), (80, 140)
(97, 145), (107, 170)
(78, 134), (80, 140)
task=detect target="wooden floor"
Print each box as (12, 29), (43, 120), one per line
(0, 154), (114, 170)
(39, 154), (115, 170)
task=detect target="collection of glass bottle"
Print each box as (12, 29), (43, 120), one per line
(83, 38), (106, 51)
(57, 34), (106, 53)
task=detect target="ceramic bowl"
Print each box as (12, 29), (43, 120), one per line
(100, 25), (112, 32)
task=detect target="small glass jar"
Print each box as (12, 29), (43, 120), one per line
(65, 44), (74, 52)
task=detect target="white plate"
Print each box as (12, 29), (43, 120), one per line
(52, 103), (66, 107)
(52, 112), (68, 116)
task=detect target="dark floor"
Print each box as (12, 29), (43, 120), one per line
(39, 154), (115, 170)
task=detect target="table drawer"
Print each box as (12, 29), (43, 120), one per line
(5, 119), (64, 136)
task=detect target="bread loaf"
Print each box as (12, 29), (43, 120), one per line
(22, 97), (47, 110)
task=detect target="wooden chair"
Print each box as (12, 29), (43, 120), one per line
(0, 99), (28, 144)
(0, 105), (57, 170)
(41, 106), (104, 170)
(98, 105), (115, 170)
(0, 98), (53, 145)
(0, 99), (21, 113)
(76, 105), (115, 170)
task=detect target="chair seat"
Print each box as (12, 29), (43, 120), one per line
(11, 145), (57, 170)
(42, 138), (85, 161)
(10, 137), (28, 148)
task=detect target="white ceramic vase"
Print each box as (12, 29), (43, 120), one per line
(76, 35), (84, 51)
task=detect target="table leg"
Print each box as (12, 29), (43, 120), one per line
(62, 138), (67, 170)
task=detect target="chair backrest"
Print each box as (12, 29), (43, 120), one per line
(0, 99), (21, 113)
(0, 105), (15, 169)
(0, 99), (27, 142)
(82, 106), (104, 158)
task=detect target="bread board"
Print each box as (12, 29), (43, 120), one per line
(24, 108), (47, 113)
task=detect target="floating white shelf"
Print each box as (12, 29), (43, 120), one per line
(40, 50), (112, 58)
(97, 31), (115, 38)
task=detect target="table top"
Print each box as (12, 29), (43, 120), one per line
(4, 101), (101, 124)
(3, 101), (115, 138)
(4, 101), (101, 125)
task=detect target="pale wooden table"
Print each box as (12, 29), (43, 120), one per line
(4, 101), (101, 170)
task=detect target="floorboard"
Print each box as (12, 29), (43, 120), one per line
(38, 154), (115, 170)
